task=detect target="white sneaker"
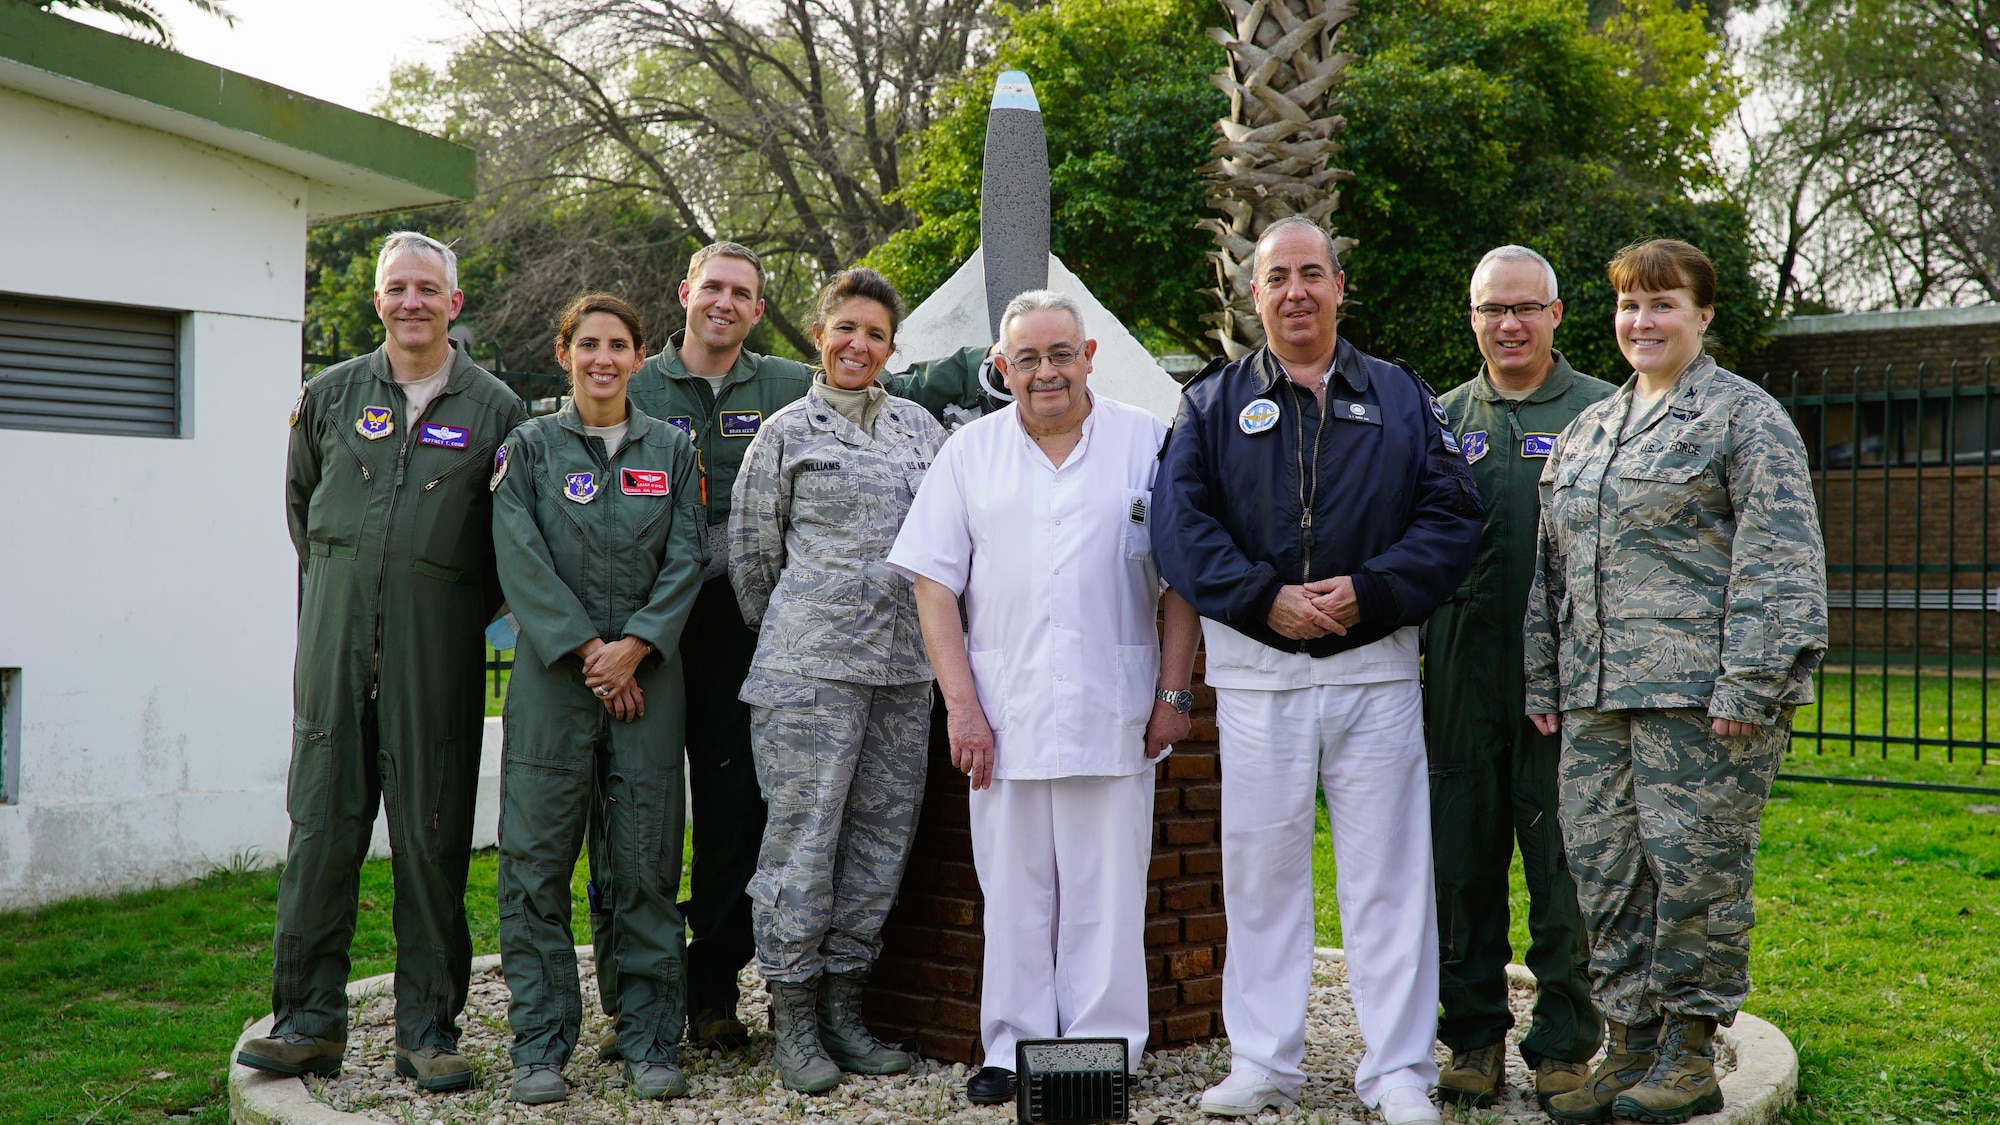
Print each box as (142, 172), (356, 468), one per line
(1375, 1084), (1442, 1125)
(1199, 1070), (1297, 1117)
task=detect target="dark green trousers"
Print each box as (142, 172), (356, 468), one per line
(498, 650), (688, 1068)
(271, 698), (476, 1051)
(1429, 713), (1602, 1065)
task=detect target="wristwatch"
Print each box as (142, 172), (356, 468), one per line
(1156, 687), (1194, 715)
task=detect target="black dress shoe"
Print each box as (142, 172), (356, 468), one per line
(966, 1065), (1017, 1105)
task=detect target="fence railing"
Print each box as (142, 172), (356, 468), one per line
(1760, 359), (2000, 795)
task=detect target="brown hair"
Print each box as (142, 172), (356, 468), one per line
(554, 292), (646, 363)
(813, 268), (907, 341)
(1606, 238), (1717, 307)
(687, 241), (765, 296)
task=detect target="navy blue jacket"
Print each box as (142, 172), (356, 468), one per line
(1152, 339), (1484, 657)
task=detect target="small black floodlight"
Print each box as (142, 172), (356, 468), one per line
(1014, 1037), (1130, 1123)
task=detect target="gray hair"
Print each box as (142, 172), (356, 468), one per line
(1252, 215), (1342, 278)
(998, 289), (1087, 350)
(374, 231), (459, 293)
(1470, 244), (1559, 304)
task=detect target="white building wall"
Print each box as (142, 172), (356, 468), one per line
(0, 87), (308, 908)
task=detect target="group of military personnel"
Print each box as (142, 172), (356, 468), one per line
(239, 222), (1825, 1125)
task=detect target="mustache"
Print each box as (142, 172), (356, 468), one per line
(1028, 375), (1070, 393)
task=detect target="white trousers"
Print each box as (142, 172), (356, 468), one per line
(1216, 679), (1439, 1106)
(969, 771), (1155, 1071)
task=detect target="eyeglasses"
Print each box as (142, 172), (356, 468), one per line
(1005, 348), (1083, 374)
(1473, 302), (1553, 322)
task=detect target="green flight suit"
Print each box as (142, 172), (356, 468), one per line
(492, 402), (706, 1068)
(591, 337), (987, 1023)
(278, 345), (526, 1051)
(1425, 353), (1613, 1065)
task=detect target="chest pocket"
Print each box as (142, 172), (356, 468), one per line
(412, 442), (495, 583)
(1616, 457), (1709, 485)
(1122, 488), (1154, 560)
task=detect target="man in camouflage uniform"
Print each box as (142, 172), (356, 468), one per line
(1427, 247), (1610, 1110)
(727, 308), (950, 1092)
(1525, 341), (1826, 1123)
(593, 243), (987, 1051)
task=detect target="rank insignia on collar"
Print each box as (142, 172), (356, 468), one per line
(564, 471), (599, 503)
(1430, 397), (1450, 425)
(355, 404), (394, 440)
(720, 410), (762, 437)
(288, 387), (305, 428)
(666, 416), (694, 435)
(1239, 398), (1280, 434)
(419, 423), (470, 449)
(1522, 433), (1558, 457)
(489, 444), (510, 491)
(1462, 430), (1489, 463)
(1442, 430), (1461, 453)
(621, 468), (670, 496)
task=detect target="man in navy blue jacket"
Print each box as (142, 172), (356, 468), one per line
(1153, 216), (1482, 1123)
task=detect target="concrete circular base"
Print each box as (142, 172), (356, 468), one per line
(230, 948), (1798, 1124)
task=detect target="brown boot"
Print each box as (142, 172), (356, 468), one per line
(1544, 1018), (1659, 1124)
(1612, 1013), (1722, 1124)
(1534, 1057), (1589, 1112)
(237, 1032), (345, 1077)
(1438, 1041), (1505, 1107)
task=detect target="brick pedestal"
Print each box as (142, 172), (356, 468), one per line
(863, 664), (1224, 1063)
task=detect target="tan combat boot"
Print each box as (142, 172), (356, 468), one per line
(1612, 1013), (1722, 1123)
(1534, 1057), (1589, 1111)
(1438, 1041), (1505, 1107)
(768, 979), (841, 1093)
(393, 1044), (473, 1091)
(1544, 1018), (1659, 1124)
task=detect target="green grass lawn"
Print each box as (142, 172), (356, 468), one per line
(1314, 749), (2000, 1124)
(3, 698), (1996, 1124)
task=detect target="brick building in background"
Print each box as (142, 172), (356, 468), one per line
(1748, 307), (2000, 658)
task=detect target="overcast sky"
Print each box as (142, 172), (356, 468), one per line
(120, 0), (473, 115)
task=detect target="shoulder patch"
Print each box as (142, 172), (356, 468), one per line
(288, 387), (305, 427)
(489, 444), (510, 491)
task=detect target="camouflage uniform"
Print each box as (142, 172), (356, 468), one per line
(1524, 354), (1827, 1025)
(728, 387), (946, 982)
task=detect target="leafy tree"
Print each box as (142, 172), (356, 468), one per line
(21, 0), (233, 47)
(866, 0), (1227, 354)
(1332, 0), (1764, 384)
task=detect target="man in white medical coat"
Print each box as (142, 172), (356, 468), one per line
(889, 289), (1200, 1107)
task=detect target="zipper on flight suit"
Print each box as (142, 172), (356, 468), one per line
(1283, 379), (1328, 583)
(367, 385), (422, 701)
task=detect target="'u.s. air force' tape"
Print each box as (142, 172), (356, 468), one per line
(1239, 398), (1279, 434)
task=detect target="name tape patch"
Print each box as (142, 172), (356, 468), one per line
(1332, 399), (1381, 425)
(418, 423), (470, 449)
(720, 410), (762, 437)
(1522, 433), (1557, 458)
(621, 468), (671, 496)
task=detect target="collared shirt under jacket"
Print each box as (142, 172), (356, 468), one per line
(887, 395), (1169, 779)
(1151, 338), (1485, 658)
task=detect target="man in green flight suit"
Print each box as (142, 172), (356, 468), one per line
(593, 241), (988, 1049)
(240, 232), (527, 1091)
(1426, 246), (1612, 1109)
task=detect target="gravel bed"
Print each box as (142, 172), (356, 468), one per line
(309, 955), (1731, 1124)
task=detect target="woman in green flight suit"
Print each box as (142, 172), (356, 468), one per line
(492, 293), (706, 1106)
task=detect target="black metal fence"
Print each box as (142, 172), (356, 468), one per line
(1760, 359), (2000, 795)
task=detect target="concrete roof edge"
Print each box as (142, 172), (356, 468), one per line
(0, 8), (474, 215)
(1770, 304), (2000, 337)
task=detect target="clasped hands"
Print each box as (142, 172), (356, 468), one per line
(1266, 576), (1362, 640)
(573, 636), (651, 722)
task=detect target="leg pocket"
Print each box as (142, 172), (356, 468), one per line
(286, 717), (333, 832)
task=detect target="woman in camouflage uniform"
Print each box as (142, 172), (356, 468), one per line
(727, 269), (949, 1093)
(1525, 240), (1827, 1125)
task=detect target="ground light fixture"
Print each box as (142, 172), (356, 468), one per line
(1014, 1037), (1130, 1123)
